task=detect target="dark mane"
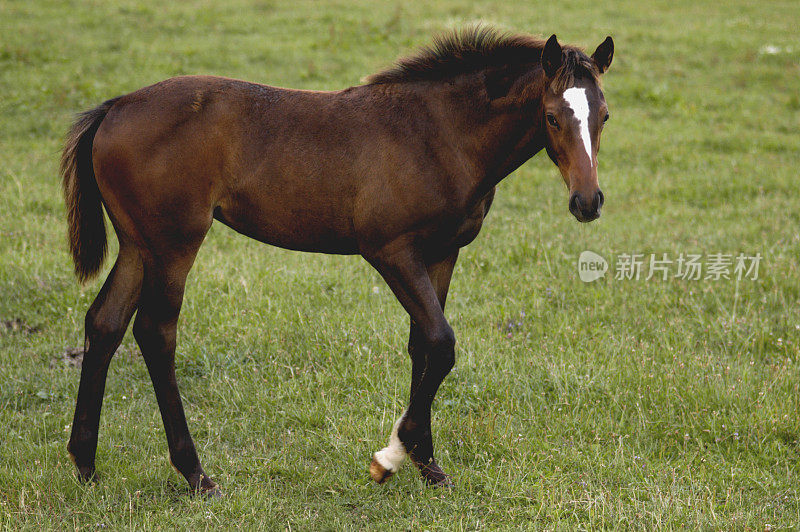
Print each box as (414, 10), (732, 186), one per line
(366, 25), (598, 91)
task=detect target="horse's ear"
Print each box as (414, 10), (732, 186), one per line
(541, 34), (563, 78)
(592, 36), (614, 74)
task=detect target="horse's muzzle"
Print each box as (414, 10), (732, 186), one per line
(569, 190), (604, 223)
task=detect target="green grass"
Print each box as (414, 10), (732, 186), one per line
(1, 0), (799, 528)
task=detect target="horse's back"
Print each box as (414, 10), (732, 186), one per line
(89, 75), (474, 256)
(91, 76), (371, 253)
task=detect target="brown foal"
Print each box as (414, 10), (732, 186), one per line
(62, 27), (613, 495)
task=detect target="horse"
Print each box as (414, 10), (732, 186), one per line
(61, 26), (613, 495)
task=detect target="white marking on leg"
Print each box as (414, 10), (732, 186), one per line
(374, 411), (407, 473)
(562, 87), (593, 167)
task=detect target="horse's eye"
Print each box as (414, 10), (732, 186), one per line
(546, 113), (559, 129)
(603, 113), (610, 123)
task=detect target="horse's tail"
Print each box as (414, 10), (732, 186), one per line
(60, 97), (121, 284)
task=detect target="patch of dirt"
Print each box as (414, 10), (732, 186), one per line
(52, 347), (84, 369)
(2, 318), (41, 335)
(51, 346), (135, 369)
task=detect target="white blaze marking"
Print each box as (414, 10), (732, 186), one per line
(562, 87), (593, 168)
(373, 412), (407, 472)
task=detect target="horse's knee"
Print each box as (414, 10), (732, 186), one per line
(84, 307), (125, 355)
(424, 323), (456, 373)
(425, 322), (455, 351)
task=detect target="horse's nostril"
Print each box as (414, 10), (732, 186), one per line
(569, 193), (581, 214)
(593, 190), (606, 211)
(569, 192), (601, 222)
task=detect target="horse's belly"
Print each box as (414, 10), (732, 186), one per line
(213, 198), (360, 255)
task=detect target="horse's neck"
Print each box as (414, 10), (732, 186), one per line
(426, 73), (547, 198)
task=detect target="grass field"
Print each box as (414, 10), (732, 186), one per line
(1, 0), (799, 528)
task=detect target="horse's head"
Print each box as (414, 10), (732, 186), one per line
(540, 35), (613, 223)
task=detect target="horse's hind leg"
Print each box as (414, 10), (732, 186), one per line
(68, 243), (143, 481)
(132, 244), (219, 496)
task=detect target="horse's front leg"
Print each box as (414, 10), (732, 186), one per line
(365, 242), (458, 487)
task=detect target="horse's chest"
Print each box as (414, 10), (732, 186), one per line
(446, 188), (496, 249)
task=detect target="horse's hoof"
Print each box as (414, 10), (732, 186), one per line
(196, 475), (222, 499)
(201, 485), (224, 499)
(69, 451), (99, 484)
(369, 455), (395, 484)
(429, 475), (454, 489)
(75, 466), (100, 484)
(413, 458), (453, 488)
